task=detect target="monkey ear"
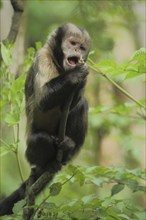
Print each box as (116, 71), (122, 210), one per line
(47, 26), (65, 69)
(48, 26), (65, 50)
(47, 29), (57, 48)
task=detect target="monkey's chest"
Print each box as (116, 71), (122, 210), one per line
(33, 106), (62, 134)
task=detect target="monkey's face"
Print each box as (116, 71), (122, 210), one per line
(62, 35), (91, 71)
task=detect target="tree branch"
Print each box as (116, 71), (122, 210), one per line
(23, 93), (75, 220)
(11, 0), (24, 12)
(0, 0), (24, 61)
(6, 0), (24, 44)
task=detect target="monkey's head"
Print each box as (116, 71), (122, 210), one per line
(48, 23), (91, 71)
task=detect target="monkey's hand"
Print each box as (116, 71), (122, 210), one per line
(67, 64), (89, 86)
(56, 136), (75, 165)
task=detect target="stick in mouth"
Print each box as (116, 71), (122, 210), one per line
(78, 57), (84, 64)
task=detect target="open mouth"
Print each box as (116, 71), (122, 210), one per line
(67, 56), (79, 66)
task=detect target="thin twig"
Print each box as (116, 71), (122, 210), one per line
(15, 124), (24, 182)
(88, 58), (146, 110)
(34, 169), (78, 217)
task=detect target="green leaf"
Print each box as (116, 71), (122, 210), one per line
(82, 194), (96, 204)
(67, 164), (78, 174)
(0, 146), (11, 157)
(138, 64), (146, 74)
(90, 177), (103, 186)
(74, 170), (85, 186)
(125, 71), (143, 80)
(118, 214), (130, 219)
(1, 42), (12, 65)
(95, 59), (117, 74)
(49, 182), (62, 196)
(112, 104), (133, 115)
(135, 211), (146, 220)
(107, 208), (121, 220)
(127, 180), (138, 192)
(12, 199), (26, 214)
(5, 112), (19, 126)
(111, 183), (125, 196)
(35, 41), (42, 50)
(43, 202), (57, 209)
(131, 48), (146, 61)
(90, 106), (111, 114)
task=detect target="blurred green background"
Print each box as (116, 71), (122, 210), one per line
(0, 0), (145, 217)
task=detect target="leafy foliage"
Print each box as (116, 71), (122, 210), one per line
(0, 43), (36, 180)
(88, 48), (146, 123)
(3, 165), (145, 220)
(94, 48), (146, 80)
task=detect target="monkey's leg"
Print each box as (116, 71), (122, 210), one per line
(26, 132), (57, 168)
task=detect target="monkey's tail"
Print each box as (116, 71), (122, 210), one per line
(0, 167), (42, 216)
(0, 163), (61, 216)
(0, 181), (26, 216)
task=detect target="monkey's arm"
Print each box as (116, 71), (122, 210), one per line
(34, 66), (88, 111)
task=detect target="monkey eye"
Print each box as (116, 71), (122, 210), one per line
(70, 40), (76, 46)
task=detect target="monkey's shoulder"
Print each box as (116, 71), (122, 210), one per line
(34, 45), (59, 87)
(36, 44), (54, 69)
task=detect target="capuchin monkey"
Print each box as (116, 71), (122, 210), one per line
(0, 23), (91, 216)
